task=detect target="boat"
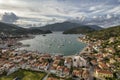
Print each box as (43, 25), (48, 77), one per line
(58, 46), (61, 48)
(42, 34), (46, 36)
(49, 44), (52, 46)
(68, 41), (71, 44)
(60, 44), (64, 46)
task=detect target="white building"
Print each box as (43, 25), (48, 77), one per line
(72, 56), (86, 67)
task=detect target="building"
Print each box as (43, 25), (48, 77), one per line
(64, 57), (72, 68)
(94, 69), (113, 79)
(72, 56), (86, 68)
(72, 69), (83, 78)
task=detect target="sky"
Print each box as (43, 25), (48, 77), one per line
(0, 0), (120, 27)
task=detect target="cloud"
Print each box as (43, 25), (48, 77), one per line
(89, 7), (96, 11)
(0, 0), (120, 27)
(1, 12), (19, 23)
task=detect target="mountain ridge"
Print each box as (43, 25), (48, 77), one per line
(30, 21), (102, 31)
(0, 22), (52, 35)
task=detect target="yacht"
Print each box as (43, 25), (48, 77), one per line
(42, 34), (46, 36)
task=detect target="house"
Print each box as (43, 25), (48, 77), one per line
(56, 66), (64, 77)
(63, 67), (70, 77)
(118, 45), (120, 48)
(72, 69), (83, 78)
(98, 62), (109, 70)
(19, 61), (26, 69)
(94, 69), (113, 79)
(64, 57), (72, 68)
(105, 47), (116, 53)
(44, 62), (50, 71)
(109, 58), (116, 64)
(0, 67), (4, 75)
(93, 45), (100, 52)
(90, 60), (97, 66)
(109, 37), (115, 43)
(52, 60), (60, 67)
(1, 49), (8, 53)
(82, 69), (89, 80)
(50, 66), (56, 74)
(103, 53), (112, 57)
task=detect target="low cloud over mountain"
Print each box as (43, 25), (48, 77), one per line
(1, 12), (19, 24)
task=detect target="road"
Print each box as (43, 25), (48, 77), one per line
(42, 72), (50, 80)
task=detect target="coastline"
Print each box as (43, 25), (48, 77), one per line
(77, 37), (89, 55)
(64, 37), (88, 58)
(16, 33), (87, 58)
(15, 35), (35, 48)
(17, 35), (35, 42)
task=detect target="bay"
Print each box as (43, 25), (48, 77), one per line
(19, 32), (86, 56)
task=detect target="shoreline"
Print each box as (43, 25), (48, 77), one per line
(15, 35), (35, 48)
(77, 37), (89, 54)
(16, 34), (87, 57)
(17, 35), (35, 42)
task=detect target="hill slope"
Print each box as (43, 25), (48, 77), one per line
(63, 26), (96, 34)
(32, 21), (102, 31)
(0, 22), (52, 35)
(32, 22), (81, 31)
(0, 22), (27, 35)
(87, 25), (120, 40)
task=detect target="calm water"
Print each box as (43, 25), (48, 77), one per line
(19, 32), (86, 56)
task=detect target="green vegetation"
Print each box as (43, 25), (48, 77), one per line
(0, 69), (47, 80)
(58, 59), (64, 66)
(87, 25), (120, 40)
(34, 21), (102, 31)
(101, 36), (120, 57)
(0, 22), (52, 36)
(63, 26), (96, 34)
(113, 62), (120, 71)
(35, 21), (81, 31)
(48, 73), (60, 79)
(0, 22), (27, 35)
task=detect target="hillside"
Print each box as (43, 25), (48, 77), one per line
(31, 21), (102, 32)
(87, 25), (120, 40)
(63, 26), (95, 34)
(0, 22), (52, 35)
(87, 25), (102, 30)
(0, 22), (27, 35)
(32, 21), (81, 31)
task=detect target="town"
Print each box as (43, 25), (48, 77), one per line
(0, 33), (120, 80)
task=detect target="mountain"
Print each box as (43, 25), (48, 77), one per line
(0, 22), (52, 35)
(87, 25), (120, 40)
(88, 25), (102, 30)
(31, 21), (102, 32)
(31, 21), (81, 31)
(69, 14), (120, 28)
(63, 25), (101, 34)
(0, 22), (27, 35)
